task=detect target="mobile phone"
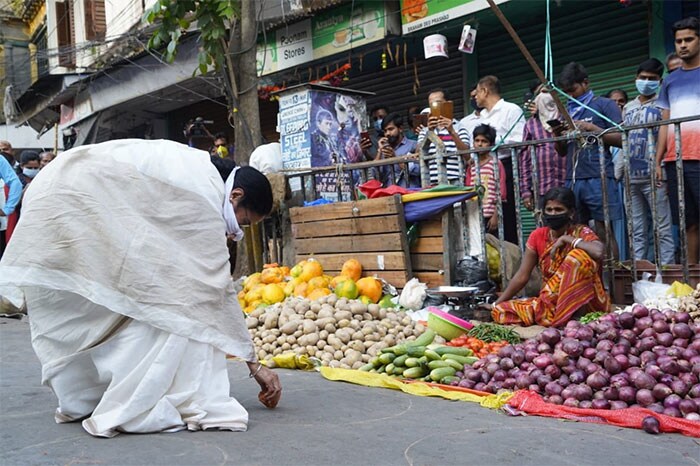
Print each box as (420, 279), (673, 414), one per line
(441, 101), (454, 120)
(523, 90), (534, 105)
(547, 119), (562, 128)
(360, 131), (370, 140)
(412, 114), (428, 128)
(429, 101), (441, 118)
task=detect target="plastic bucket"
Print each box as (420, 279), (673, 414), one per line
(423, 34), (448, 59)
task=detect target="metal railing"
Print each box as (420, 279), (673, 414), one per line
(278, 114), (700, 297)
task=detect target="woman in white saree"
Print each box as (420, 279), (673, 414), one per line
(0, 139), (281, 437)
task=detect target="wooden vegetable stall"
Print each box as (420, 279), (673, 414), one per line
(290, 195), (459, 289)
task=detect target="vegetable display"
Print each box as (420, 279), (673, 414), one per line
(450, 305), (700, 422)
(446, 335), (509, 358)
(248, 294), (440, 368)
(467, 323), (521, 345)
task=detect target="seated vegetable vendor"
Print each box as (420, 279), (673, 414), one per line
(490, 187), (610, 327)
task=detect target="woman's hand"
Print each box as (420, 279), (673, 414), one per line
(248, 363), (281, 408)
(550, 234), (574, 259)
(487, 215), (499, 232)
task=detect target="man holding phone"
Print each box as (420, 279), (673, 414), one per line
(417, 89), (470, 185)
(375, 113), (418, 187)
(519, 81), (567, 212)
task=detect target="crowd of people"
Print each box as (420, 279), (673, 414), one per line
(361, 16), (699, 268)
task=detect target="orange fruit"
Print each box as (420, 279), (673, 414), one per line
(356, 277), (382, 303)
(307, 276), (330, 292)
(307, 288), (331, 301)
(243, 272), (262, 291)
(341, 259), (362, 281)
(359, 295), (372, 305)
(290, 261), (307, 278)
(299, 259), (324, 282)
(261, 267), (284, 284)
(293, 282), (309, 297)
(330, 275), (349, 289)
(262, 284), (286, 304)
(335, 279), (359, 299)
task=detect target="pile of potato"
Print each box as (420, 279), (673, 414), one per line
(246, 294), (443, 369)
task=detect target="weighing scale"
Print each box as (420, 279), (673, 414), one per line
(425, 286), (497, 321)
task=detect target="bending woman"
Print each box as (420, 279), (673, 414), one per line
(0, 139), (281, 437)
(491, 187), (610, 327)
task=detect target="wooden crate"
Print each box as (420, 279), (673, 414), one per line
(409, 210), (457, 289)
(290, 196), (413, 288)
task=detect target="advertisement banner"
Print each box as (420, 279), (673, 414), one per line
(278, 86), (368, 201)
(400, 0), (508, 35)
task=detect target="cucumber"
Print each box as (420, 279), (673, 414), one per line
(359, 363), (374, 372)
(417, 356), (428, 364)
(429, 367), (456, 381)
(385, 363), (396, 375)
(442, 359), (464, 371)
(393, 345), (408, 356)
(379, 353), (397, 365)
(404, 357), (420, 368)
(441, 353), (475, 364)
(406, 345), (426, 358)
(427, 360), (451, 370)
(402, 367), (426, 379)
(440, 376), (460, 385)
(370, 356), (382, 367)
(424, 349), (441, 361)
(393, 355), (409, 367)
(411, 329), (436, 347)
(435, 346), (473, 357)
(380, 347), (395, 354)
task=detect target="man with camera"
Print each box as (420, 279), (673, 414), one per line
(374, 113), (418, 188)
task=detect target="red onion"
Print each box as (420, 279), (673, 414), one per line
(544, 365), (561, 379)
(620, 329), (637, 342)
(640, 327), (656, 339)
(498, 345), (515, 359)
(670, 379), (689, 397)
(587, 372), (608, 390)
(666, 347), (683, 359)
(537, 342), (552, 354)
(474, 382), (487, 392)
(689, 384), (700, 398)
(656, 333), (674, 347)
(552, 350), (569, 368)
(679, 399), (698, 415)
(645, 364), (663, 380)
(480, 372), (491, 383)
(528, 384), (540, 392)
(594, 351), (610, 364)
(575, 326), (594, 342)
(652, 320), (669, 333)
(672, 311), (691, 324)
(673, 338), (688, 348)
(548, 395), (563, 405)
(529, 368), (543, 379)
(511, 350), (525, 365)
(684, 412), (700, 421)
(583, 347), (598, 360)
(472, 359), (485, 370)
(652, 383), (672, 401)
(566, 320), (582, 330)
(515, 373), (533, 389)
(561, 338), (583, 358)
(485, 354), (500, 364)
(561, 363), (577, 375)
(638, 337), (656, 352)
(680, 373), (698, 386)
(486, 363), (500, 375)
(576, 357), (592, 371)
(561, 386), (575, 400)
(610, 400), (628, 410)
(664, 394), (682, 409)
(628, 355), (641, 367)
(545, 381), (563, 396)
(585, 363), (600, 376)
(525, 350), (539, 363)
(648, 403), (665, 414)
(604, 356), (622, 375)
(618, 312), (635, 329)
(537, 375), (553, 389)
(603, 387), (619, 400)
(574, 384), (593, 401)
(611, 344), (629, 357)
(492, 370), (507, 382)
(618, 386), (636, 403)
(533, 354), (552, 370)
(659, 359), (680, 376)
(642, 416), (660, 434)
(632, 304), (649, 318)
(591, 399), (610, 410)
(563, 398), (579, 408)
(663, 407), (681, 418)
(640, 351), (656, 365)
(636, 316), (653, 332)
(459, 379), (475, 388)
(569, 370), (586, 384)
(610, 373), (630, 388)
(593, 390), (606, 400)
(631, 372), (656, 390)
(558, 374), (570, 387)
(671, 323), (692, 340)
(636, 388), (655, 406)
(539, 328), (561, 346)
(579, 400), (593, 409)
(614, 354), (630, 371)
(596, 340), (614, 352)
(499, 358), (514, 371)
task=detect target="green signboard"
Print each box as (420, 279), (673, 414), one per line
(400, 0), (508, 34)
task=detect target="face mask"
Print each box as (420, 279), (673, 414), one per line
(374, 119), (383, 131)
(543, 213), (571, 230)
(23, 168), (40, 178)
(470, 97), (483, 112)
(635, 79), (660, 96)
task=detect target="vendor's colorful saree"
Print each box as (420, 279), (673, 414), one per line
(492, 225), (610, 327)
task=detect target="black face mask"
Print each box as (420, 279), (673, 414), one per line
(543, 213), (571, 230)
(470, 97), (484, 112)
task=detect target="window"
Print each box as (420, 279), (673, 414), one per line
(55, 0), (75, 67)
(84, 0), (106, 42)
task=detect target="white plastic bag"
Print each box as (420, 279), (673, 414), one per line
(399, 278), (427, 310)
(632, 272), (670, 305)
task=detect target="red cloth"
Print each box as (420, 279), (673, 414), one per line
(357, 180), (415, 199)
(508, 390), (700, 438)
(3, 184), (17, 243)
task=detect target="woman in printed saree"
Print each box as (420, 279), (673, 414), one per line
(491, 187), (610, 327)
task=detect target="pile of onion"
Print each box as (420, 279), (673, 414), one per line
(451, 305), (700, 422)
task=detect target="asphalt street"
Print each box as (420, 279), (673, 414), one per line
(1, 318), (699, 466)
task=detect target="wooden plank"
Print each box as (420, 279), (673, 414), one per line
(414, 272), (447, 289)
(410, 253), (444, 271)
(416, 219), (443, 237)
(296, 232), (405, 254)
(442, 210), (456, 286)
(290, 196), (400, 224)
(296, 252), (408, 271)
(292, 215), (402, 239)
(315, 268), (409, 289)
(410, 237), (444, 254)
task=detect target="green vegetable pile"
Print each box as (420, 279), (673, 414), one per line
(579, 311), (606, 324)
(467, 323), (521, 345)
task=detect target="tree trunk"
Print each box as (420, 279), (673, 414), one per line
(233, 0), (262, 165)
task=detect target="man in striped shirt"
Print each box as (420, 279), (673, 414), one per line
(417, 89), (470, 185)
(519, 82), (567, 211)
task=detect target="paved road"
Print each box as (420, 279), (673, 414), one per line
(1, 318), (698, 466)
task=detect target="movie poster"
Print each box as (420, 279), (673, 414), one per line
(279, 86), (368, 202)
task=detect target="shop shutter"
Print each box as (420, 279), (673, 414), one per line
(477, 1), (649, 105)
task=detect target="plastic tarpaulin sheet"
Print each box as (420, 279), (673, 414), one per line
(320, 367), (512, 409)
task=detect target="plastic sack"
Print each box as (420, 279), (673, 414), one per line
(399, 278), (427, 310)
(454, 256), (488, 284)
(667, 281), (694, 298)
(632, 272), (671, 304)
(270, 352), (318, 370)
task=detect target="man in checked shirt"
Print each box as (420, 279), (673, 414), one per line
(519, 81), (567, 212)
